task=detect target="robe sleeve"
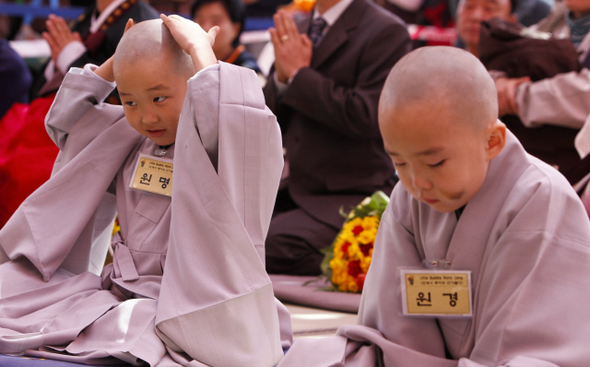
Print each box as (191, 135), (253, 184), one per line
(0, 65), (140, 280)
(516, 69), (590, 130)
(155, 62), (285, 366)
(45, 64), (123, 174)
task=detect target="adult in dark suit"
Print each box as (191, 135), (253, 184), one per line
(264, 0), (411, 275)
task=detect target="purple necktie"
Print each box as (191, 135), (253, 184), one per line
(309, 17), (328, 47)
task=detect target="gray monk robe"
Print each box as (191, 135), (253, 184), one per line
(0, 62), (290, 366)
(278, 131), (590, 367)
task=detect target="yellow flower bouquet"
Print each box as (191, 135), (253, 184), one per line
(320, 191), (389, 293)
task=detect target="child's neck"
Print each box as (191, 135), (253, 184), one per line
(153, 144), (173, 157)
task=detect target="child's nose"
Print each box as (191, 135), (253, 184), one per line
(411, 172), (432, 190)
(142, 108), (158, 125)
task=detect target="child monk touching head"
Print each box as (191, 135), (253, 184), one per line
(93, 15), (213, 146)
(277, 46), (590, 366)
(0, 15), (291, 367)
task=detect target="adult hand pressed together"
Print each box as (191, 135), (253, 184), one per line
(269, 10), (312, 83)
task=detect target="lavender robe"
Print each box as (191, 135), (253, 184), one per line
(278, 131), (590, 367)
(0, 61), (291, 366)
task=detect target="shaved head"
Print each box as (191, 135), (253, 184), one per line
(113, 19), (194, 80)
(378, 46), (506, 213)
(379, 46), (497, 133)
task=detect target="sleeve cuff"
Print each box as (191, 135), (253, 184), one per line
(272, 69), (299, 95)
(56, 41), (87, 75)
(78, 63), (117, 89)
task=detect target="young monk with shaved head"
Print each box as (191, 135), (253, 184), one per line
(0, 15), (291, 366)
(379, 46), (504, 214)
(277, 46), (590, 366)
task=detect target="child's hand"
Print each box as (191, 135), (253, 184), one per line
(160, 14), (218, 72)
(94, 19), (134, 82)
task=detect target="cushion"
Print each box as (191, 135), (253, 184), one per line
(270, 274), (360, 313)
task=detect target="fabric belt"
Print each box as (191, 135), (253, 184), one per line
(112, 233), (140, 282)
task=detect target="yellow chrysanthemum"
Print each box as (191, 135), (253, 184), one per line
(347, 281), (359, 293)
(327, 203), (386, 293)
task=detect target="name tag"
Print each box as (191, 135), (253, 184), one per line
(129, 154), (173, 197)
(401, 269), (472, 317)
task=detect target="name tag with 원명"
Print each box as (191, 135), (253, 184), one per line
(401, 269), (472, 317)
(129, 154), (173, 197)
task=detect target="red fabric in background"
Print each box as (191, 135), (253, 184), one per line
(0, 94), (58, 228)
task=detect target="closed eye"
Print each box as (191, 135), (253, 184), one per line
(429, 160), (445, 168)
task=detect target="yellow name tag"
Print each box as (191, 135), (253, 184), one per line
(401, 269), (472, 317)
(130, 154), (173, 197)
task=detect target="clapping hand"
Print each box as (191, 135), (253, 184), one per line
(43, 14), (82, 65)
(269, 10), (312, 83)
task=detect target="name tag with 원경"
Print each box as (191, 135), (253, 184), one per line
(129, 154), (173, 197)
(400, 269), (472, 317)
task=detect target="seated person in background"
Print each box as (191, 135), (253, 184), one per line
(378, 0), (548, 43)
(191, 0), (262, 74)
(0, 15), (290, 366)
(277, 46), (590, 367)
(35, 0), (159, 98)
(451, 0), (550, 27)
(34, 0), (158, 99)
(263, 0), (411, 276)
(0, 0), (159, 229)
(0, 39), (31, 119)
(455, 0), (517, 57)
(495, 0), (590, 168)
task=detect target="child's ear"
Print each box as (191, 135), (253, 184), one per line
(485, 120), (506, 160)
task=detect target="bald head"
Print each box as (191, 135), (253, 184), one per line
(379, 46), (497, 133)
(113, 19), (194, 80)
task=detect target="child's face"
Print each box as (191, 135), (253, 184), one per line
(381, 100), (495, 213)
(116, 55), (188, 147)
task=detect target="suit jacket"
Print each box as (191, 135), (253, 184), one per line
(264, 0), (411, 228)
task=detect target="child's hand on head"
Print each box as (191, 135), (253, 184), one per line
(95, 19), (135, 83)
(160, 14), (218, 72)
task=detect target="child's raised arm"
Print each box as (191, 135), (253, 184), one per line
(160, 14), (218, 73)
